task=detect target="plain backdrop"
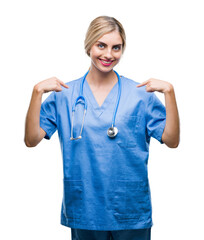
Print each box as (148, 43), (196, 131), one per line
(0, 0), (204, 239)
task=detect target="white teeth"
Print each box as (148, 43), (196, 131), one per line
(101, 59), (112, 64)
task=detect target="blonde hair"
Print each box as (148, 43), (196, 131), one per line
(84, 16), (126, 56)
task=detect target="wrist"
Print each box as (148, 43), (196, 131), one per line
(163, 83), (174, 94)
(34, 83), (44, 95)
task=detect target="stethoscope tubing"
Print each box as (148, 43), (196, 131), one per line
(111, 70), (121, 127)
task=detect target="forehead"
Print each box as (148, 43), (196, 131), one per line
(97, 31), (123, 45)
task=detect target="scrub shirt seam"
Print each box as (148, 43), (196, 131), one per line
(146, 93), (166, 142)
(145, 94), (151, 139)
(155, 119), (166, 143)
(61, 219), (153, 230)
(55, 92), (59, 131)
(40, 118), (55, 139)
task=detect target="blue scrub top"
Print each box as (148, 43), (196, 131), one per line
(40, 74), (166, 231)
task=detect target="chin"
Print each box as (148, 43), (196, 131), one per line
(99, 67), (114, 73)
(96, 64), (117, 73)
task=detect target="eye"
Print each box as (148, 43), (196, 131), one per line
(98, 44), (104, 49)
(113, 45), (121, 51)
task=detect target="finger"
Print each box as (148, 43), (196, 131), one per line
(137, 80), (149, 88)
(55, 83), (63, 92)
(57, 79), (69, 88)
(146, 84), (155, 92)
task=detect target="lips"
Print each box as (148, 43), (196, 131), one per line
(99, 58), (114, 67)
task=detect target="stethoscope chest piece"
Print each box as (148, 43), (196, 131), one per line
(107, 126), (118, 138)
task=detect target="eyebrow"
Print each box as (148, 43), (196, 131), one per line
(96, 41), (122, 47)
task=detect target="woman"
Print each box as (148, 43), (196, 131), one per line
(24, 16), (180, 240)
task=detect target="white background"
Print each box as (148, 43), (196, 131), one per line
(0, 0), (204, 239)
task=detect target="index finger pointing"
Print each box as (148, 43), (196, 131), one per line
(137, 80), (149, 88)
(58, 79), (69, 88)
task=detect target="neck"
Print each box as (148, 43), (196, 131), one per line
(86, 66), (117, 87)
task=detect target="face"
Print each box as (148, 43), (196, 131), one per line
(89, 30), (123, 73)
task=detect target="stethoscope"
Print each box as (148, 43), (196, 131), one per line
(70, 70), (121, 140)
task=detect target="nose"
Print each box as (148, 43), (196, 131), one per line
(103, 47), (113, 59)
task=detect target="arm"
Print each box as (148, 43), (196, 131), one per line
(137, 78), (180, 148)
(161, 85), (180, 148)
(24, 77), (69, 147)
(24, 87), (46, 147)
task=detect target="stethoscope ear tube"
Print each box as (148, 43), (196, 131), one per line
(70, 71), (89, 140)
(70, 107), (87, 141)
(72, 96), (88, 112)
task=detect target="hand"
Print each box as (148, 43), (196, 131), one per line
(137, 78), (173, 93)
(34, 77), (69, 94)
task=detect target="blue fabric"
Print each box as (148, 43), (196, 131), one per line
(71, 228), (151, 240)
(40, 75), (166, 231)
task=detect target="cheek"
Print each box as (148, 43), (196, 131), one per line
(89, 47), (101, 57)
(114, 52), (122, 61)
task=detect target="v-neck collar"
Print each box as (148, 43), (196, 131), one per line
(84, 78), (119, 117)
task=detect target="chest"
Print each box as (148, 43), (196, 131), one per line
(89, 86), (115, 107)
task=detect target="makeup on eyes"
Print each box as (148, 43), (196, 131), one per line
(96, 41), (122, 51)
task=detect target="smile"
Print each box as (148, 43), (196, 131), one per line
(99, 58), (114, 66)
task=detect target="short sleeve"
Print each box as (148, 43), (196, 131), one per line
(146, 93), (166, 144)
(40, 92), (57, 140)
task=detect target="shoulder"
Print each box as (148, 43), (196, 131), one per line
(121, 75), (140, 86)
(121, 75), (153, 100)
(54, 76), (83, 98)
(121, 75), (143, 91)
(64, 76), (82, 89)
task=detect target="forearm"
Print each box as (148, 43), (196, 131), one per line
(162, 85), (180, 148)
(24, 86), (45, 147)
